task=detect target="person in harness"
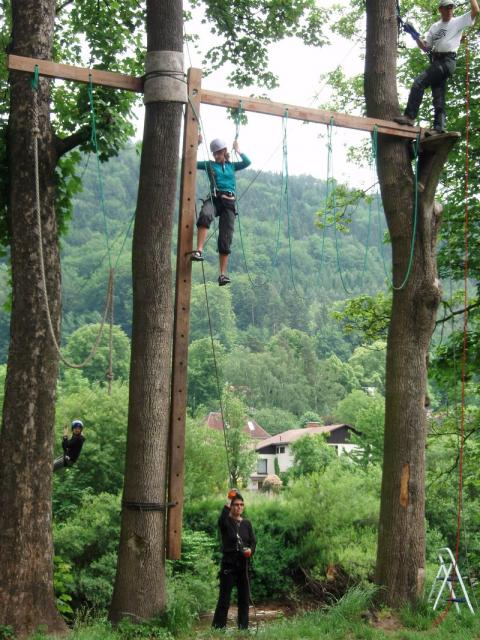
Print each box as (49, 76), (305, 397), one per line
(191, 137), (251, 286)
(212, 489), (256, 630)
(53, 419), (85, 471)
(395, 0), (478, 135)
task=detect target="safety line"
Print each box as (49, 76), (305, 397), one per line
(435, 35), (471, 625)
(199, 258), (234, 487)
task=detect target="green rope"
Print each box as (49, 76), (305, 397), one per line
(373, 128), (420, 291)
(31, 65), (39, 90)
(200, 259), (234, 486)
(232, 103), (283, 288)
(88, 76), (112, 269)
(329, 118), (373, 295)
(283, 111), (307, 300)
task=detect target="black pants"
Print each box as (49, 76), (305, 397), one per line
(196, 196), (236, 255)
(405, 56), (456, 130)
(212, 564), (250, 629)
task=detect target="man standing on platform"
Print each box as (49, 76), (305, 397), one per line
(395, 0), (478, 135)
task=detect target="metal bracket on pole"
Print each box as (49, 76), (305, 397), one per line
(143, 51), (187, 104)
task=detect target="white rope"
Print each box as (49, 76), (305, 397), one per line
(32, 87), (114, 370)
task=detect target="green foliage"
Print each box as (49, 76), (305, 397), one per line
(187, 338), (225, 412)
(53, 381), (128, 517)
(61, 323), (131, 386)
(222, 387), (257, 486)
(299, 411), (323, 427)
(189, 284), (238, 350)
(331, 293), (392, 344)
(0, 625), (15, 640)
(53, 492), (121, 609)
(115, 619), (172, 640)
(287, 434), (336, 479)
(184, 416), (229, 501)
(53, 556), (75, 617)
(250, 406), (298, 436)
(192, 0), (328, 89)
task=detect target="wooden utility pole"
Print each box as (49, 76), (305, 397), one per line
(167, 68), (202, 559)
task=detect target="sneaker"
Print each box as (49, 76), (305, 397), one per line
(218, 274), (231, 286)
(190, 250), (204, 261)
(394, 115), (415, 126)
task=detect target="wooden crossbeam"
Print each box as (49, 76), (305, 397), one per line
(8, 55), (419, 139)
(200, 87), (420, 139)
(7, 54), (143, 92)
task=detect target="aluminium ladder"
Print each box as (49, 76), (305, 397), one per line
(428, 547), (474, 614)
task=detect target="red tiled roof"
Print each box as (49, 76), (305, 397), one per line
(205, 412), (270, 440)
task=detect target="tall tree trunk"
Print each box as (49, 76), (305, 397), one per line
(365, 0), (459, 606)
(109, 0), (183, 622)
(0, 1), (67, 636)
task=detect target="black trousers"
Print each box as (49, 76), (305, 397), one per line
(196, 196), (236, 255)
(405, 56), (456, 130)
(212, 564), (250, 629)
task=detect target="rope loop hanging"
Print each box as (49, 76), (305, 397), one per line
(31, 69), (115, 371)
(373, 127), (420, 291)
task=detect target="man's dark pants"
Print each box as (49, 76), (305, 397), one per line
(212, 564), (250, 629)
(404, 55), (456, 130)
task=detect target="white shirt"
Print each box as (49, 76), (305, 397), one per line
(425, 12), (474, 53)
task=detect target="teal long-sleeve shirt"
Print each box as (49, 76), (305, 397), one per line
(196, 153), (251, 194)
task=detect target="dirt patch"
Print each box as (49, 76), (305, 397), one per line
(369, 611), (403, 631)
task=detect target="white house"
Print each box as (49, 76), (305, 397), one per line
(252, 423), (362, 489)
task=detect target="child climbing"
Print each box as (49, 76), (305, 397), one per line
(53, 419), (85, 471)
(192, 137), (251, 286)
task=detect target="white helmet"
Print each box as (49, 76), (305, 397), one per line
(439, 0), (455, 7)
(210, 138), (228, 154)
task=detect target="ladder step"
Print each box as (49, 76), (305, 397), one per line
(447, 598), (466, 603)
(436, 576), (456, 582)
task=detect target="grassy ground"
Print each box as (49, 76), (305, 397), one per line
(23, 588), (480, 640)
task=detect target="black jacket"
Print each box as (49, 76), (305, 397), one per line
(218, 505), (256, 567)
(62, 434), (85, 463)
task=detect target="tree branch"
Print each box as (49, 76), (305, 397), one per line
(436, 300), (480, 326)
(56, 0), (74, 14)
(54, 127), (91, 157)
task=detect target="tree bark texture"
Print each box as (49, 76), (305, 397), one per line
(109, 0), (184, 623)
(0, 1), (67, 636)
(365, 0), (459, 606)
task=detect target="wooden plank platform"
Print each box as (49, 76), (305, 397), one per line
(7, 54), (143, 92)
(8, 55), (421, 139)
(200, 87), (420, 139)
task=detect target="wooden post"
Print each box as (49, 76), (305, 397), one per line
(166, 68), (202, 560)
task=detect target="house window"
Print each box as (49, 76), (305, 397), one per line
(277, 446), (285, 454)
(257, 459), (268, 475)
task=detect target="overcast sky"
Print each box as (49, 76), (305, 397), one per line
(133, 2), (377, 187)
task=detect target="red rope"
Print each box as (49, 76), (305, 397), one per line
(434, 36), (470, 626)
